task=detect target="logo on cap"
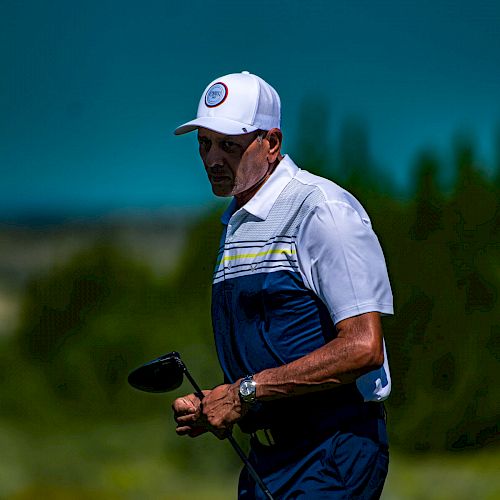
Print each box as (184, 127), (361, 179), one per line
(205, 82), (228, 107)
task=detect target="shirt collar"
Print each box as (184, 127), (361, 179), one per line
(221, 155), (298, 224)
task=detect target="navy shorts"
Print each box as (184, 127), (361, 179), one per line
(238, 412), (388, 499)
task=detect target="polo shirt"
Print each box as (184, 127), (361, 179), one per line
(211, 155), (393, 402)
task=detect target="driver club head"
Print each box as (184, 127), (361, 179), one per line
(128, 351), (185, 393)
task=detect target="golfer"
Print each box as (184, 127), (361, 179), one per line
(172, 71), (393, 499)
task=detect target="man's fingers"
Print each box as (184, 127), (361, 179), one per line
(172, 390), (212, 439)
(176, 424), (208, 437)
(175, 413), (199, 425)
(175, 425), (193, 436)
(172, 395), (199, 415)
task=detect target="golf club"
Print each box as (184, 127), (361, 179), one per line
(128, 351), (275, 500)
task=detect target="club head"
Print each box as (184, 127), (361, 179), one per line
(128, 351), (185, 393)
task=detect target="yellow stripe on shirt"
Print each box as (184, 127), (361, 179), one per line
(217, 248), (296, 265)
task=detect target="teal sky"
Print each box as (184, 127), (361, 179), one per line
(2, 0), (500, 219)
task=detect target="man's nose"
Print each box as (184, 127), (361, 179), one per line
(204, 145), (225, 168)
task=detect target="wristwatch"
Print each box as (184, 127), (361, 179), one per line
(239, 375), (257, 404)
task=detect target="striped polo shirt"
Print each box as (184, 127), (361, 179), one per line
(212, 155), (393, 402)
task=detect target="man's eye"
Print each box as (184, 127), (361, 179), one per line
(221, 141), (238, 151)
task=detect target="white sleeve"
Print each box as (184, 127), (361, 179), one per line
(296, 200), (393, 324)
(296, 200), (393, 402)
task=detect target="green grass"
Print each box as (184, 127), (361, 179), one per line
(0, 418), (498, 499)
(384, 448), (500, 500)
(0, 418), (239, 500)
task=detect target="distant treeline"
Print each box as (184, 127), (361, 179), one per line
(1, 122), (499, 454)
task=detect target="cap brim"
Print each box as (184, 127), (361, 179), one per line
(174, 116), (259, 136)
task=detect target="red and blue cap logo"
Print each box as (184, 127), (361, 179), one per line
(205, 82), (228, 107)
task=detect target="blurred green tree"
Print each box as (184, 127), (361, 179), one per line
(383, 134), (500, 452)
(292, 96), (335, 179)
(8, 244), (166, 421)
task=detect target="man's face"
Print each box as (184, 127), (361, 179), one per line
(197, 128), (269, 198)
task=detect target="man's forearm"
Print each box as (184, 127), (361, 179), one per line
(253, 312), (384, 401)
(194, 312), (384, 434)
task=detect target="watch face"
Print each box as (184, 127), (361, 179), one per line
(241, 381), (253, 397)
(240, 378), (256, 402)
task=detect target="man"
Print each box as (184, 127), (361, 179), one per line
(172, 71), (393, 499)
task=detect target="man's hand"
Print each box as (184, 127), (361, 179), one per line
(172, 391), (210, 438)
(200, 382), (249, 439)
(172, 383), (248, 440)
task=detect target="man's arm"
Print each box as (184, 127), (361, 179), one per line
(253, 311), (383, 400)
(188, 311), (383, 436)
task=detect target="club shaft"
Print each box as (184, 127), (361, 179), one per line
(227, 434), (274, 500)
(181, 363), (274, 500)
(182, 367), (204, 398)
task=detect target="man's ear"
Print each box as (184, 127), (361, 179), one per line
(266, 128), (283, 163)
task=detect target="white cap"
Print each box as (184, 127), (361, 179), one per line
(174, 71), (281, 136)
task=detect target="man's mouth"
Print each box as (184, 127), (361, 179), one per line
(210, 175), (231, 183)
